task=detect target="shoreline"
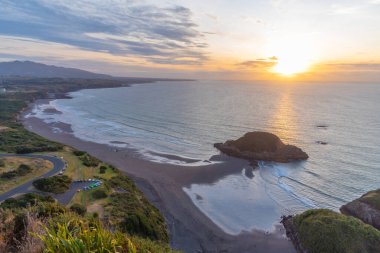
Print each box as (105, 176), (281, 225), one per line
(22, 98), (295, 252)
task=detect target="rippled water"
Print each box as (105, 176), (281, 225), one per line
(29, 80), (380, 233)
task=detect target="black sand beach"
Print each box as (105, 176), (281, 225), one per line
(22, 99), (295, 253)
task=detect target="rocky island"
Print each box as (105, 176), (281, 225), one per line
(214, 131), (308, 163)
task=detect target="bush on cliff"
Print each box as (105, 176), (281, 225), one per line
(106, 176), (169, 242)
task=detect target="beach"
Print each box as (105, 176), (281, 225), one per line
(22, 99), (295, 253)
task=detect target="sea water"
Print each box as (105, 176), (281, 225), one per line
(28, 80), (380, 234)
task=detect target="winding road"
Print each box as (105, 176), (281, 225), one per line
(0, 154), (65, 202)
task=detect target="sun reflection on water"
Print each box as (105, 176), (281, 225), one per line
(267, 89), (298, 143)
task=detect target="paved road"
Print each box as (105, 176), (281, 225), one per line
(0, 153), (65, 202)
(55, 181), (94, 205)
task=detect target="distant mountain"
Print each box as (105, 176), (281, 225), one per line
(0, 61), (112, 79)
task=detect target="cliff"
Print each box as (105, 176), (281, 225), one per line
(281, 209), (380, 253)
(340, 189), (380, 230)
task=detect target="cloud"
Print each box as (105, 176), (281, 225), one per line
(324, 63), (380, 72)
(0, 0), (207, 65)
(238, 57), (278, 69)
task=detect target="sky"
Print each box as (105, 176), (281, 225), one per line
(0, 0), (380, 81)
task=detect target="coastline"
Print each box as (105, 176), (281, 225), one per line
(22, 98), (295, 252)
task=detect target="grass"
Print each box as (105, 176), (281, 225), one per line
(36, 214), (180, 253)
(0, 197), (180, 253)
(294, 209), (380, 253)
(37, 220), (133, 253)
(0, 157), (53, 193)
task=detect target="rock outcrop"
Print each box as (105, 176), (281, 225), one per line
(281, 216), (307, 253)
(214, 131), (308, 163)
(340, 189), (380, 230)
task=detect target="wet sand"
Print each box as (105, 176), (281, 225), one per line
(22, 100), (295, 253)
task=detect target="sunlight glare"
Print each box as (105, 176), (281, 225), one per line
(268, 35), (316, 76)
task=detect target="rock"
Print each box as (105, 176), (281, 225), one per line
(214, 131), (308, 163)
(281, 216), (307, 253)
(340, 189), (380, 230)
(244, 167), (255, 179)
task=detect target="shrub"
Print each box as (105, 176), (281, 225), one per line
(70, 203), (87, 216)
(35, 202), (66, 218)
(73, 150), (86, 156)
(17, 164), (32, 175)
(99, 165), (107, 174)
(0, 193), (55, 209)
(79, 154), (100, 167)
(33, 175), (72, 194)
(0, 159), (4, 167)
(0, 164), (32, 179)
(92, 189), (107, 199)
(106, 176), (168, 242)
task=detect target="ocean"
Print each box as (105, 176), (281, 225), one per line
(28, 80), (380, 234)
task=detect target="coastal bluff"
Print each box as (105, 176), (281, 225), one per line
(214, 131), (308, 163)
(340, 189), (380, 230)
(282, 189), (380, 253)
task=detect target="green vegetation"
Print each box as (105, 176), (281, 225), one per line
(294, 209), (380, 253)
(37, 220), (133, 253)
(99, 165), (107, 174)
(359, 189), (380, 210)
(0, 157), (53, 194)
(0, 91), (63, 153)
(106, 176), (169, 242)
(0, 79), (176, 252)
(73, 150), (86, 156)
(78, 152), (100, 167)
(33, 175), (72, 194)
(91, 188), (108, 199)
(0, 193), (55, 209)
(0, 164), (31, 179)
(69, 203), (87, 216)
(0, 193), (179, 253)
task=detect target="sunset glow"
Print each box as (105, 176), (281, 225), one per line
(0, 0), (380, 81)
(269, 36), (315, 76)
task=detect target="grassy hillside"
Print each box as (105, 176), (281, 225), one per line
(0, 91), (63, 153)
(0, 195), (179, 253)
(0, 80), (177, 252)
(293, 209), (380, 253)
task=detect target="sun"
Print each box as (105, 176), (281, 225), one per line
(273, 55), (311, 76)
(267, 35), (316, 76)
